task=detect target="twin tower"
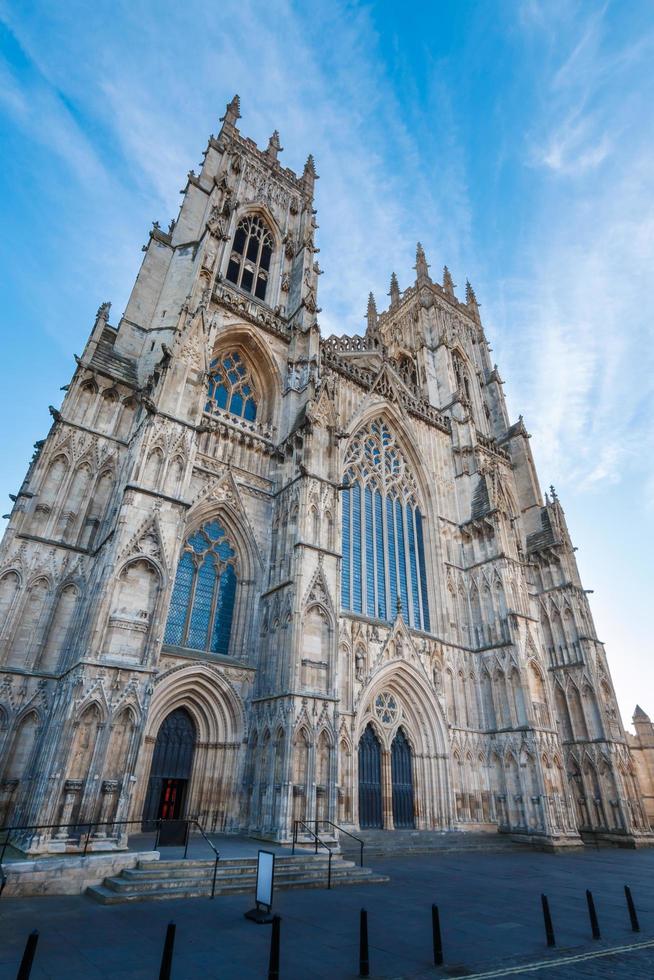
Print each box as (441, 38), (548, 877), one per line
(0, 96), (649, 851)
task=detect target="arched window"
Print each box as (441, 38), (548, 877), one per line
(205, 351), (258, 422)
(164, 519), (237, 655)
(226, 216), (274, 301)
(341, 418), (430, 631)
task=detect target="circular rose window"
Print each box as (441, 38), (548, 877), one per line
(374, 691), (399, 726)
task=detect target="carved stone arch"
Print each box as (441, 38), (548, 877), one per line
(186, 473), (263, 577)
(302, 563), (335, 616)
(38, 578), (81, 671)
(341, 403), (435, 516)
(209, 323), (283, 428)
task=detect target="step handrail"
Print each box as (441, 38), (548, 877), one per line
(188, 819), (220, 899)
(291, 819), (333, 889)
(309, 819), (365, 868)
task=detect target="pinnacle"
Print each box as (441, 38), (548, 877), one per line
(220, 94), (241, 124)
(634, 704), (650, 721)
(304, 154), (318, 178)
(367, 292), (377, 313)
(443, 265), (455, 294)
(466, 279), (477, 304)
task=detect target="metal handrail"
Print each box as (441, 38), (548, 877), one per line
(0, 816), (220, 898)
(188, 819), (220, 899)
(291, 819), (333, 889)
(309, 819), (365, 868)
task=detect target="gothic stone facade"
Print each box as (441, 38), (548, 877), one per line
(0, 97), (649, 850)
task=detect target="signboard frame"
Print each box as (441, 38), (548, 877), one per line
(244, 849), (276, 923)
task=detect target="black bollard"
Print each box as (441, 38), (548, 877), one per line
(541, 894), (555, 947)
(159, 922), (176, 980)
(625, 885), (640, 933)
(16, 930), (39, 980)
(432, 904), (443, 965)
(268, 915), (281, 980)
(359, 908), (370, 978)
(586, 889), (601, 940)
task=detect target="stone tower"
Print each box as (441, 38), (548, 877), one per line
(0, 99), (649, 851)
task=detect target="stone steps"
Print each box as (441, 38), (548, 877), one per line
(87, 854), (387, 904)
(339, 829), (528, 859)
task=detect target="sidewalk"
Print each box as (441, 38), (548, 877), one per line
(2, 846), (654, 978)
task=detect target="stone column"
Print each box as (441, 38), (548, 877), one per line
(381, 749), (394, 830)
(0, 778), (19, 828)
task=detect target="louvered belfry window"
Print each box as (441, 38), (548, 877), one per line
(164, 519), (237, 655)
(226, 216), (274, 301)
(341, 419), (430, 632)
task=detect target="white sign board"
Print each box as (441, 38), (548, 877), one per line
(255, 850), (275, 910)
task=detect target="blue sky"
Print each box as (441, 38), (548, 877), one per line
(0, 1), (652, 725)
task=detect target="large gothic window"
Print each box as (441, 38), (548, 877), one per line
(341, 419), (430, 631)
(226, 216), (274, 301)
(205, 351), (258, 422)
(164, 519), (237, 654)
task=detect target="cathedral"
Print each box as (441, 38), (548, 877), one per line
(0, 97), (650, 853)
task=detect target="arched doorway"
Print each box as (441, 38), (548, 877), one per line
(391, 728), (415, 828)
(358, 724), (382, 828)
(143, 708), (196, 825)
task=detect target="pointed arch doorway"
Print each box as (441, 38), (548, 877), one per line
(358, 724), (383, 828)
(142, 708), (196, 825)
(391, 728), (415, 828)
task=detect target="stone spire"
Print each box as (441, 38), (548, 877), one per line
(466, 279), (480, 320)
(443, 265), (455, 297)
(389, 272), (400, 308)
(220, 94), (241, 129)
(302, 154), (318, 194)
(266, 130), (283, 160)
(634, 705), (651, 722)
(367, 292), (377, 332)
(414, 242), (431, 283)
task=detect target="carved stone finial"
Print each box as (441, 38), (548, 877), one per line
(389, 272), (400, 308)
(549, 484), (558, 501)
(466, 279), (480, 319)
(367, 292), (377, 327)
(415, 242), (431, 282)
(267, 130), (283, 160)
(443, 265), (455, 296)
(95, 301), (111, 322)
(304, 154), (318, 178)
(220, 94), (241, 128)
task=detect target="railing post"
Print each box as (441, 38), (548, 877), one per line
(328, 852), (332, 890)
(268, 915), (281, 980)
(625, 885), (640, 932)
(431, 904), (443, 965)
(292, 820), (296, 855)
(586, 889), (601, 940)
(16, 930), (39, 980)
(359, 908), (369, 978)
(159, 922), (176, 980)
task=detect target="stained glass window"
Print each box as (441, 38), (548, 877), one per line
(164, 519), (237, 655)
(341, 418), (430, 632)
(226, 215), (274, 301)
(205, 351), (258, 422)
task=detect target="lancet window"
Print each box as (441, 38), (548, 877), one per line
(205, 351), (258, 422)
(341, 419), (430, 631)
(164, 519), (237, 655)
(226, 215), (274, 301)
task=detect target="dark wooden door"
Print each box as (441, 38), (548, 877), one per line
(358, 724), (383, 829)
(391, 728), (415, 829)
(143, 708), (196, 827)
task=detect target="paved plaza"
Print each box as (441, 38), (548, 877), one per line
(2, 846), (654, 978)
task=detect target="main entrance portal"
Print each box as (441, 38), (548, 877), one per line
(143, 708), (196, 825)
(391, 728), (415, 828)
(358, 724), (383, 828)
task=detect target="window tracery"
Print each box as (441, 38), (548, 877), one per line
(164, 519), (237, 655)
(226, 215), (274, 301)
(341, 418), (430, 631)
(205, 351), (258, 422)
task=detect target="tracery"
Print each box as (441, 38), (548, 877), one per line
(164, 519), (237, 655)
(226, 215), (274, 301)
(341, 418), (430, 631)
(205, 351), (258, 422)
